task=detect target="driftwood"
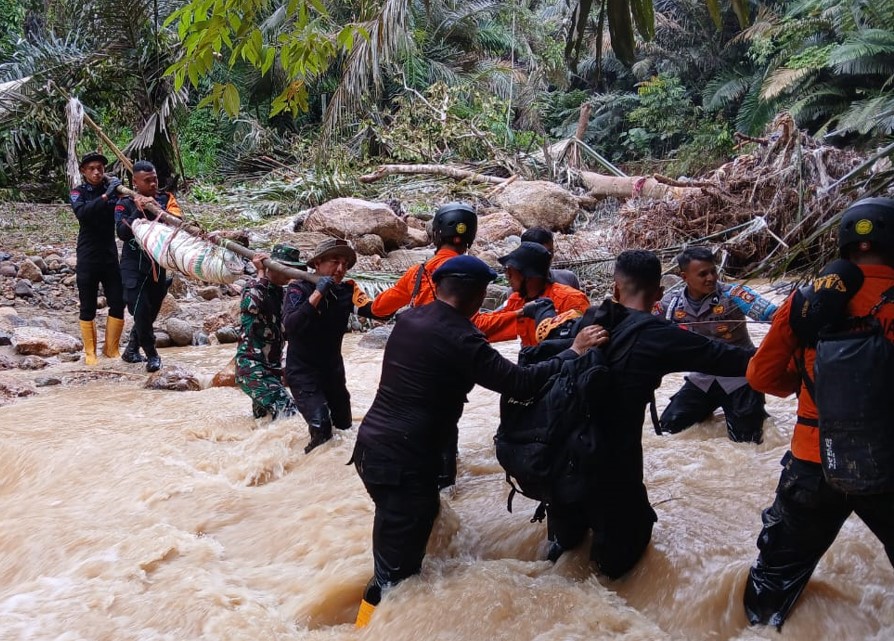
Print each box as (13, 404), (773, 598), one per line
(113, 183), (317, 284)
(359, 164), (506, 185)
(579, 171), (702, 200)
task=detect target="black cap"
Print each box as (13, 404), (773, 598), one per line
(498, 241), (551, 278)
(432, 255), (498, 283)
(79, 151), (109, 168)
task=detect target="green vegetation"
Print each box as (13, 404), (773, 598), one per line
(0, 0), (890, 204)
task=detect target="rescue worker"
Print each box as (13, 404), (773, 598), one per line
(474, 242), (590, 347)
(540, 250), (755, 576)
(115, 160), (183, 372)
(744, 197), (894, 629)
(235, 245), (303, 420)
(282, 238), (378, 454)
(369, 202), (477, 317)
(520, 226), (581, 290)
(351, 255), (605, 628)
(69, 151), (126, 365)
(653, 247), (777, 443)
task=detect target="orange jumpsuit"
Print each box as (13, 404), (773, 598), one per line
(370, 247), (461, 317)
(473, 282), (590, 347)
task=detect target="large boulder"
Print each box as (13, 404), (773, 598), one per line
(495, 180), (581, 231)
(267, 231), (331, 257)
(402, 227), (430, 249)
(17, 259), (43, 283)
(358, 325), (393, 350)
(380, 248), (435, 272)
(476, 211), (524, 244)
(355, 234), (386, 257)
(12, 327), (82, 356)
(304, 198), (408, 248)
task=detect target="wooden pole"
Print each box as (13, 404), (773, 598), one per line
(113, 182), (318, 284)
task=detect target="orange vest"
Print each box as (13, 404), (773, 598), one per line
(474, 282), (590, 347)
(747, 264), (894, 462)
(370, 246), (460, 317)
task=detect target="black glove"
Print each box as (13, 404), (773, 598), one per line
(521, 297), (556, 321)
(790, 259), (864, 345)
(315, 276), (335, 295)
(104, 176), (122, 199)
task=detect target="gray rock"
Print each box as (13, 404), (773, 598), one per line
(12, 326), (82, 356)
(14, 280), (33, 297)
(495, 180), (581, 231)
(168, 273), (189, 298)
(144, 365), (202, 392)
(19, 356), (48, 370)
(0, 264), (16, 278)
(0, 251), (10, 261)
(58, 352), (82, 363)
(358, 325), (393, 350)
(154, 331), (173, 349)
(355, 234), (386, 256)
(17, 259), (43, 283)
(192, 331), (210, 346)
(165, 318), (195, 347)
(215, 326), (240, 344)
(34, 376), (62, 387)
(27, 256), (47, 273)
(196, 286), (221, 301)
(304, 198), (408, 248)
(0, 330), (10, 346)
(0, 354), (18, 369)
(482, 284), (511, 311)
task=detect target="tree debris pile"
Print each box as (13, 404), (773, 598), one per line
(611, 116), (865, 274)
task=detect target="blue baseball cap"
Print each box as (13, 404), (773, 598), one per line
(432, 255), (498, 283)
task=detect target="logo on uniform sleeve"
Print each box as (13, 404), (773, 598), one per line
(69, 190), (80, 203)
(813, 273), (847, 293)
(114, 204), (125, 223)
(855, 219), (873, 235)
(713, 304), (725, 315)
(714, 323), (729, 334)
(674, 309), (687, 320)
(456, 223), (467, 234)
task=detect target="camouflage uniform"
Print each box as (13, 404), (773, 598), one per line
(235, 277), (297, 419)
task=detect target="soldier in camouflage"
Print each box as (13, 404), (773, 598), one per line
(235, 245), (303, 420)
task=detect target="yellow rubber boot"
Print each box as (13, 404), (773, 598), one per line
(79, 320), (97, 366)
(103, 316), (124, 358)
(354, 599), (376, 628)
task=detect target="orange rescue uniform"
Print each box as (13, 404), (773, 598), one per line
(473, 282), (590, 347)
(747, 264), (894, 463)
(370, 247), (461, 317)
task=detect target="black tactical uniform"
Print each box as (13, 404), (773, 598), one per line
(70, 180), (125, 321)
(115, 191), (181, 370)
(542, 299), (754, 577)
(353, 299), (580, 604)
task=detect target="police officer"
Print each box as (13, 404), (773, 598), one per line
(744, 198), (894, 629)
(115, 160), (183, 372)
(351, 255), (604, 628)
(369, 202), (477, 317)
(283, 238), (379, 454)
(69, 151), (126, 365)
(538, 250), (755, 576)
(653, 247), (777, 443)
(474, 242), (590, 347)
(235, 245), (303, 420)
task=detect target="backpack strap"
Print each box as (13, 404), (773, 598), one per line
(504, 473), (548, 522)
(409, 260), (430, 308)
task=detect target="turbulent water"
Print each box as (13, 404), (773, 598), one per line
(1, 327), (892, 641)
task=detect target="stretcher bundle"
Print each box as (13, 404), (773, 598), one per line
(131, 218), (243, 284)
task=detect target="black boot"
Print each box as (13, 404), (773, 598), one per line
(144, 344), (162, 373)
(121, 329), (145, 363)
(304, 421), (333, 454)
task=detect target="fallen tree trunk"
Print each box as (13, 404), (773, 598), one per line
(579, 171), (702, 200)
(359, 164), (506, 185)
(113, 183), (317, 284)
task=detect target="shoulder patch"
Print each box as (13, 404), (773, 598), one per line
(69, 190), (80, 203)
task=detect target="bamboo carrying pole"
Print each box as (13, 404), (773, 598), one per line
(113, 182), (318, 284)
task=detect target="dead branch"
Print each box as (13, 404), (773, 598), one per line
(358, 164), (507, 185)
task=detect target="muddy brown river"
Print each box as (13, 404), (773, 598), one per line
(1, 325), (892, 640)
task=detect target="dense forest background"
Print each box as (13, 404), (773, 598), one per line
(0, 0), (891, 211)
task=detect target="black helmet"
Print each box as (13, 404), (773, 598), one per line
(432, 202), (477, 247)
(838, 197), (894, 257)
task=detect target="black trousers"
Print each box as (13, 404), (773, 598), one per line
(124, 271), (167, 355)
(660, 379), (766, 443)
(287, 366), (352, 436)
(745, 452), (894, 629)
(353, 445), (440, 603)
(77, 260), (124, 321)
(547, 481), (657, 579)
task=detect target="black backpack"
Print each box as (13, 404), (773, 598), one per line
(494, 311), (656, 520)
(799, 287), (894, 494)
